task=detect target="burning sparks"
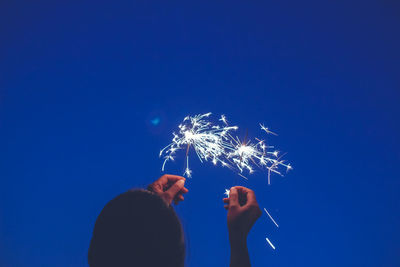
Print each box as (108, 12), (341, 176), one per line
(160, 113), (238, 178)
(224, 189), (230, 198)
(260, 123), (278, 136)
(160, 113), (291, 183)
(159, 113), (292, 250)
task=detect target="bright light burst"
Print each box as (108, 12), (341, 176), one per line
(224, 189), (230, 198)
(160, 112), (238, 178)
(160, 112), (292, 183)
(225, 134), (292, 185)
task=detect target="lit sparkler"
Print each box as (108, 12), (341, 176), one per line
(225, 126), (292, 185)
(159, 113), (238, 178)
(160, 113), (292, 250)
(160, 113), (292, 183)
(224, 189), (230, 198)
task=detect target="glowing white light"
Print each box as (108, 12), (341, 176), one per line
(160, 113), (292, 184)
(224, 189), (230, 197)
(160, 113), (238, 177)
(220, 114), (228, 125)
(260, 123), (278, 136)
(264, 208), (279, 228)
(266, 237), (276, 250)
(226, 127), (291, 184)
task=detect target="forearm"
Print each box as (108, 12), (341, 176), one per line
(229, 234), (251, 267)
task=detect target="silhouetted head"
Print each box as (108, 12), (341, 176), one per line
(88, 189), (185, 267)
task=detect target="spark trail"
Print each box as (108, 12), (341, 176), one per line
(266, 237), (276, 250)
(264, 207), (279, 228)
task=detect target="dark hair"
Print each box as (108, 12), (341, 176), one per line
(88, 189), (185, 267)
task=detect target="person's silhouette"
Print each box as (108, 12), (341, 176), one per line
(88, 175), (188, 267)
(88, 174), (261, 267)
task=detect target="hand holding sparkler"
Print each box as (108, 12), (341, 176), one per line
(223, 186), (262, 267)
(159, 113), (292, 252)
(147, 174), (189, 205)
(223, 186), (262, 240)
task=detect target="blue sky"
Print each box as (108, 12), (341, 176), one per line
(1, 1), (399, 266)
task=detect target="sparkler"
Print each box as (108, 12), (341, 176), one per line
(225, 131), (292, 184)
(160, 112), (292, 184)
(160, 113), (292, 250)
(159, 113), (238, 178)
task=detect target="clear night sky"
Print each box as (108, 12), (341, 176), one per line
(1, 1), (399, 266)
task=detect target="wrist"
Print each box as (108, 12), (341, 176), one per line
(229, 233), (250, 267)
(229, 232), (247, 246)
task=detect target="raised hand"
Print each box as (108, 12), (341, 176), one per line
(148, 174), (189, 205)
(223, 186), (262, 267)
(223, 186), (262, 240)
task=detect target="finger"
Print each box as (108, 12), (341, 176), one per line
(224, 204), (229, 210)
(229, 187), (239, 207)
(234, 186), (251, 194)
(165, 174), (186, 182)
(165, 179), (185, 202)
(149, 174), (183, 193)
(173, 193), (182, 201)
(158, 174), (185, 187)
(173, 194), (184, 205)
(244, 189), (257, 205)
(147, 181), (163, 193)
(223, 198), (229, 203)
(180, 187), (189, 194)
(233, 186), (258, 205)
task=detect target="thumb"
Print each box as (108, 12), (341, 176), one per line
(165, 179), (185, 202)
(229, 187), (239, 207)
